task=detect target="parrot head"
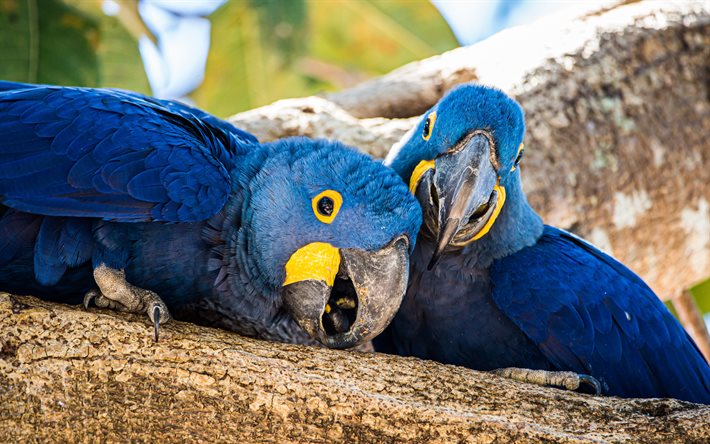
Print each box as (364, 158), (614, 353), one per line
(239, 137), (421, 349)
(383, 84), (526, 269)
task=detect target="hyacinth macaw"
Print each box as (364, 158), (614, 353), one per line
(0, 81), (421, 348)
(374, 84), (710, 403)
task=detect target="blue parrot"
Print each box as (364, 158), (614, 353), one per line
(0, 81), (421, 347)
(374, 84), (710, 403)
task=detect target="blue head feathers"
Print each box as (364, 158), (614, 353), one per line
(237, 136), (422, 288)
(384, 84), (529, 267)
(385, 83), (526, 185)
(219, 136), (422, 347)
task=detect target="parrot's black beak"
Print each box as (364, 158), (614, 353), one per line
(414, 132), (504, 270)
(282, 235), (410, 349)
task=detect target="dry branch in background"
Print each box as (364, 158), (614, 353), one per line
(2, 1), (710, 442)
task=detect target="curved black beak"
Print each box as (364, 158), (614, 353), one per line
(282, 236), (410, 349)
(423, 133), (502, 269)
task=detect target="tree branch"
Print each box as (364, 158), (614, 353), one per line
(2, 294), (709, 443)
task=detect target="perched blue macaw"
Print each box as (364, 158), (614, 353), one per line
(0, 81), (421, 347)
(374, 84), (710, 403)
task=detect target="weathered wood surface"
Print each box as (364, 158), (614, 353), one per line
(1, 294), (709, 443)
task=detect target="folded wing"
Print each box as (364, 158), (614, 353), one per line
(491, 226), (710, 402)
(0, 83), (254, 223)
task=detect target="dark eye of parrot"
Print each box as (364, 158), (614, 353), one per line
(318, 197), (334, 216)
(422, 111), (437, 141)
(311, 190), (343, 224)
(510, 143), (525, 172)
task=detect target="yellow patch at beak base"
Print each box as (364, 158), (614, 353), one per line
(409, 159), (435, 194)
(283, 242), (341, 286)
(471, 184), (506, 242)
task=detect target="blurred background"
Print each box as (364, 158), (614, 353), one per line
(0, 0), (577, 116)
(1, 0), (709, 326)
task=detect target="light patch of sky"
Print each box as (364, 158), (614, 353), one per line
(432, 0), (578, 45)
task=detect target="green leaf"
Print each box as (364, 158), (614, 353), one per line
(0, 0), (149, 92)
(61, 0), (150, 93)
(0, 0), (100, 86)
(691, 278), (710, 317)
(193, 0), (457, 117)
(308, 0), (456, 74)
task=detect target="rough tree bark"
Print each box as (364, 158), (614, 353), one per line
(2, 294), (710, 443)
(2, 1), (710, 442)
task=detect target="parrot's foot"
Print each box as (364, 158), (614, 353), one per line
(492, 367), (602, 395)
(84, 264), (171, 341)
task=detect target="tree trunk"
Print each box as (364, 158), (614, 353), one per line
(1, 294), (709, 443)
(3, 1), (710, 441)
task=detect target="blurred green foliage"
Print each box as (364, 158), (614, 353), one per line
(692, 278), (710, 316)
(0, 0), (456, 115)
(193, 0), (458, 116)
(0, 0), (149, 91)
(663, 278), (710, 325)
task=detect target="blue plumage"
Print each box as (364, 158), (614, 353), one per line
(492, 226), (710, 400)
(376, 84), (710, 403)
(0, 81), (421, 348)
(0, 85), (237, 222)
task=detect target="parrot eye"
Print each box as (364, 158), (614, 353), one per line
(510, 143), (524, 172)
(318, 197), (334, 216)
(422, 111), (437, 141)
(312, 190), (343, 224)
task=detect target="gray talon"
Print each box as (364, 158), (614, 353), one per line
(493, 367), (602, 395)
(153, 306), (161, 342)
(83, 290), (97, 309)
(579, 374), (602, 395)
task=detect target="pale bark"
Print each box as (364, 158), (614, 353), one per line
(2, 294), (709, 443)
(3, 1), (710, 441)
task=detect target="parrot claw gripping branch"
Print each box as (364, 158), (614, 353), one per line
(0, 81), (421, 348)
(376, 84), (710, 404)
(83, 265), (169, 342)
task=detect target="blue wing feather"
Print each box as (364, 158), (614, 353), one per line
(492, 226), (710, 402)
(34, 217), (69, 286)
(0, 82), (256, 222)
(58, 219), (94, 267)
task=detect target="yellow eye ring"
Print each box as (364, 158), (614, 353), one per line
(422, 111), (436, 141)
(312, 190), (343, 224)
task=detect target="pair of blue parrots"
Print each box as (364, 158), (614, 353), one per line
(1, 81), (708, 403)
